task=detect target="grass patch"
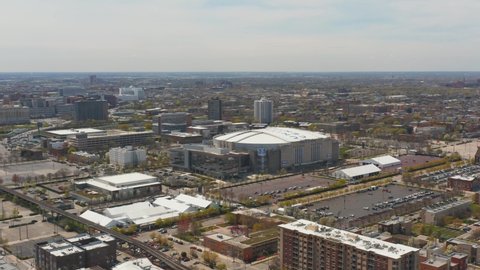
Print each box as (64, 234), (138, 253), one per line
(274, 215), (296, 223)
(175, 232), (200, 243)
(412, 223), (463, 241)
(200, 226), (217, 233)
(242, 228), (278, 245)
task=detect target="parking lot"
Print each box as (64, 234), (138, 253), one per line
(0, 160), (76, 183)
(221, 174), (335, 201)
(420, 164), (480, 184)
(304, 184), (440, 221)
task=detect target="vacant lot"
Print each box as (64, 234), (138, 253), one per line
(0, 160), (76, 184)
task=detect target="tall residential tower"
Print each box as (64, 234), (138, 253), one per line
(208, 97), (222, 120)
(254, 97), (273, 124)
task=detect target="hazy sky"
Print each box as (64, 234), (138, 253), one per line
(1, 0), (479, 72)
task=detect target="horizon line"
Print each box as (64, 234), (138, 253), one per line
(1, 70), (480, 74)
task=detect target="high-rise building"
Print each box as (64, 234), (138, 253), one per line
(73, 100), (108, 122)
(208, 97), (222, 120)
(20, 97), (57, 118)
(254, 97), (273, 124)
(152, 112), (192, 134)
(279, 219), (419, 270)
(0, 106), (30, 125)
(89, 75), (97, 85)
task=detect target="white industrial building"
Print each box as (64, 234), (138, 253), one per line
(117, 86), (146, 101)
(75, 172), (161, 200)
(79, 210), (120, 228)
(333, 164), (381, 182)
(360, 155), (401, 169)
(95, 194), (212, 228)
(108, 146), (147, 167)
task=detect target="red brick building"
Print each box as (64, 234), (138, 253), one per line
(448, 175), (480, 191)
(203, 231), (278, 263)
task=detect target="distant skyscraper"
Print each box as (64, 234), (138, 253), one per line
(89, 75), (97, 85)
(208, 97), (222, 120)
(254, 97), (273, 124)
(73, 100), (108, 122)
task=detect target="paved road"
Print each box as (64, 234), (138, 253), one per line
(0, 185), (189, 270)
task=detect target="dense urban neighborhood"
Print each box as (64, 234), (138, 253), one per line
(1, 72), (480, 270)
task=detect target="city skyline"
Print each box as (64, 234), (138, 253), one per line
(1, 0), (479, 72)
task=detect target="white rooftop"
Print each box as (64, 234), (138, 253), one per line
(95, 234), (115, 242)
(47, 128), (104, 136)
(205, 233), (234, 242)
(174, 194), (211, 209)
(339, 164), (381, 178)
(280, 219), (418, 259)
(97, 172), (157, 187)
(80, 210), (118, 228)
(450, 175), (476, 181)
(102, 194), (211, 226)
(104, 201), (182, 226)
(113, 258), (163, 270)
(45, 243), (83, 257)
(215, 127), (329, 145)
(82, 241), (108, 250)
(153, 197), (192, 213)
(104, 201), (155, 218)
(365, 155), (401, 165)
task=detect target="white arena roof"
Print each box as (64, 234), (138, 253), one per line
(214, 127), (329, 145)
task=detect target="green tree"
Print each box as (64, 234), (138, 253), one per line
(202, 251), (218, 268)
(216, 263), (227, 270)
(12, 207), (19, 218)
(224, 212), (236, 225)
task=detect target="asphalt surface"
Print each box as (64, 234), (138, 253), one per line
(305, 184), (439, 220)
(221, 174), (335, 201)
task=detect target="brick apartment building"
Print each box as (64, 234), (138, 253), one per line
(279, 219), (419, 270)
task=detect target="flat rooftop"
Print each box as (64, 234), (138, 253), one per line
(86, 129), (153, 137)
(450, 175), (477, 181)
(81, 241), (108, 251)
(424, 199), (471, 213)
(166, 132), (202, 138)
(339, 164), (381, 178)
(97, 172), (157, 186)
(280, 219), (419, 259)
(47, 128), (104, 136)
(39, 241), (83, 257)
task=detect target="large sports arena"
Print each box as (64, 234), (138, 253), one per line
(213, 127), (338, 173)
